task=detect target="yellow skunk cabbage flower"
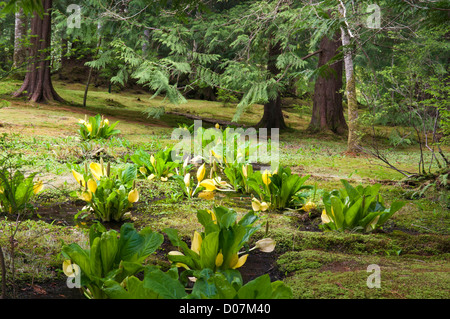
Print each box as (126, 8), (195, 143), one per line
(251, 198), (269, 212)
(197, 163), (206, 182)
(80, 190), (92, 202)
(103, 118), (109, 126)
(215, 251), (224, 267)
(86, 123), (93, 132)
(87, 179), (97, 193)
(33, 180), (43, 195)
(0, 185), (3, 194)
(242, 165), (248, 178)
(229, 253), (248, 269)
(147, 174), (156, 181)
(139, 166), (147, 175)
(191, 231), (202, 255)
(303, 201), (317, 213)
(200, 179), (216, 191)
(72, 170), (85, 187)
(184, 173), (191, 187)
(89, 162), (106, 180)
(128, 189), (139, 203)
(207, 210), (217, 223)
(62, 260), (79, 277)
(215, 123), (220, 129)
(321, 209), (331, 224)
(150, 155), (156, 168)
(262, 170), (271, 186)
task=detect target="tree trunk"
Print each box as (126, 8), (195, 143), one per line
(309, 33), (347, 134)
(13, 0), (64, 103)
(339, 5), (359, 153)
(13, 7), (27, 70)
(257, 40), (287, 129)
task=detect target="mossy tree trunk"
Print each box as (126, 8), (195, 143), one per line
(339, 4), (359, 153)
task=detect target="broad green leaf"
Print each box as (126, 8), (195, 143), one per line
(143, 267), (187, 299)
(237, 274), (273, 299)
(200, 231), (219, 269)
(271, 281), (293, 299)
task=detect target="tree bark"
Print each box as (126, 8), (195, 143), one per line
(339, 4), (359, 153)
(309, 33), (347, 134)
(13, 7), (27, 70)
(257, 40), (287, 129)
(13, 0), (64, 103)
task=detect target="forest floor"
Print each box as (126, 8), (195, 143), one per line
(0, 78), (449, 299)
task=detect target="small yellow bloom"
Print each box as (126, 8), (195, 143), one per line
(139, 166), (147, 175)
(150, 155), (156, 168)
(33, 180), (43, 195)
(87, 179), (97, 193)
(215, 251), (224, 267)
(128, 189), (139, 203)
(0, 185), (3, 194)
(242, 165), (248, 178)
(321, 209), (331, 224)
(200, 179), (216, 191)
(72, 170), (85, 187)
(303, 201), (317, 213)
(191, 231), (202, 255)
(89, 162), (105, 180)
(80, 191), (92, 202)
(103, 118), (109, 126)
(262, 170), (271, 186)
(86, 123), (92, 132)
(215, 123), (220, 129)
(147, 174), (156, 181)
(207, 210), (217, 223)
(230, 253), (248, 269)
(252, 198), (269, 212)
(161, 176), (168, 182)
(62, 260), (78, 277)
(197, 163), (206, 182)
(184, 173), (191, 187)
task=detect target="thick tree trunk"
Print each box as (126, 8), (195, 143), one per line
(257, 40), (287, 129)
(309, 33), (347, 134)
(13, 7), (27, 69)
(13, 0), (63, 103)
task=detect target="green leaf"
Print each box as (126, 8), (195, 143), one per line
(200, 232), (219, 270)
(100, 230), (119, 275)
(143, 267), (187, 299)
(237, 274), (273, 299)
(271, 281), (293, 299)
(118, 223), (164, 263)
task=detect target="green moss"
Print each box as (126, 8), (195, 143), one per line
(281, 251), (450, 299)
